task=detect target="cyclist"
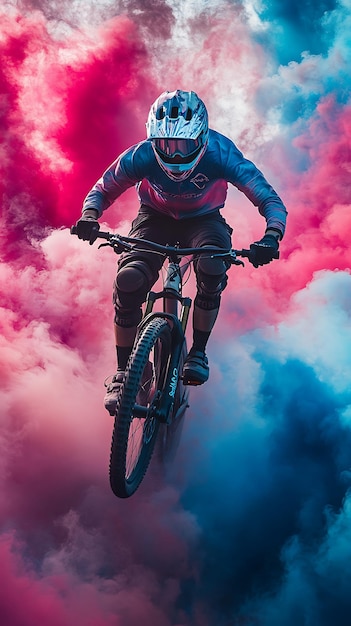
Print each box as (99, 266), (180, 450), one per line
(75, 90), (287, 414)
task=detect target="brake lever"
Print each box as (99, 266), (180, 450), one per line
(229, 250), (245, 267)
(112, 237), (133, 254)
(97, 236), (133, 254)
(98, 242), (111, 249)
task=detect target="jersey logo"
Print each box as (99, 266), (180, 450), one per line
(190, 173), (209, 189)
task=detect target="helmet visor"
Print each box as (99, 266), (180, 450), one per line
(153, 137), (203, 165)
(153, 137), (201, 158)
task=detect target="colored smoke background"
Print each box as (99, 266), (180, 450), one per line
(1, 0), (351, 624)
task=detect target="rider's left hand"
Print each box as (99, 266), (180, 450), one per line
(249, 232), (280, 268)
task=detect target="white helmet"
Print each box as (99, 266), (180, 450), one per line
(146, 90), (209, 181)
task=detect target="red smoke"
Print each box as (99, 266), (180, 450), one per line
(0, 8), (157, 265)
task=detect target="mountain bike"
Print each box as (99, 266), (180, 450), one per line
(71, 227), (265, 498)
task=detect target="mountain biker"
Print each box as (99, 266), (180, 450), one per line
(75, 90), (287, 414)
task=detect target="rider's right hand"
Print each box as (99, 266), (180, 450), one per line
(76, 212), (100, 245)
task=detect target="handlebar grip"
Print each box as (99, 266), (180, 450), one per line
(238, 249), (251, 258)
(70, 225), (111, 241)
(235, 248), (280, 262)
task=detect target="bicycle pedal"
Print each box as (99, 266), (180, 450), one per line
(182, 377), (203, 387)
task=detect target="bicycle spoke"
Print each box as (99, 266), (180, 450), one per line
(125, 418), (145, 477)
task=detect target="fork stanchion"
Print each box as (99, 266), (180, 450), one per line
(180, 298), (192, 333)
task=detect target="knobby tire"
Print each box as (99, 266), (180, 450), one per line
(109, 317), (172, 498)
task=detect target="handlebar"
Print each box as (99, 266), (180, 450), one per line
(70, 226), (279, 264)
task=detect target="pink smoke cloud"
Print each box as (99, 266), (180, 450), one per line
(218, 96), (351, 333)
(271, 98), (351, 294)
(0, 7), (158, 265)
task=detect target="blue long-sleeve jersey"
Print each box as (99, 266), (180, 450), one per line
(83, 129), (287, 236)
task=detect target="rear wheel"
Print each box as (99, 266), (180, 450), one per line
(109, 317), (172, 498)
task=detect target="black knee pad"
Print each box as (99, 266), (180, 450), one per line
(195, 254), (228, 309)
(116, 262), (150, 293)
(113, 260), (154, 326)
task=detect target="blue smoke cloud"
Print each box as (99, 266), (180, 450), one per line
(174, 270), (351, 624)
(247, 0), (351, 130)
(255, 0), (338, 64)
(179, 365), (351, 622)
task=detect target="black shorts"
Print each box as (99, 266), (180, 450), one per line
(118, 205), (233, 283)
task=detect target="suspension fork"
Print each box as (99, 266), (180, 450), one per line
(141, 260), (192, 423)
(144, 260), (192, 333)
(145, 292), (191, 334)
(137, 311), (188, 424)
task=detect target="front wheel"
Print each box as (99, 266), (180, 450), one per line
(156, 341), (189, 464)
(109, 317), (172, 498)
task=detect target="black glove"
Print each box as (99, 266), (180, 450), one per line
(249, 233), (279, 268)
(75, 215), (100, 245)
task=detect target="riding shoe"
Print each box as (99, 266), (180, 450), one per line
(182, 349), (209, 385)
(104, 361), (154, 415)
(104, 370), (125, 415)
